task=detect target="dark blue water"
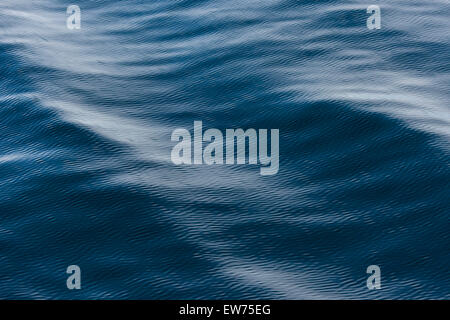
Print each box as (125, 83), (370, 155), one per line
(0, 0), (449, 299)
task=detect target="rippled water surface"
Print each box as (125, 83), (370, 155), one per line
(0, 0), (449, 299)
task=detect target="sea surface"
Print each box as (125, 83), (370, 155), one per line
(0, 0), (449, 299)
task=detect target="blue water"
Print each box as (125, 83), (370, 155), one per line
(0, 0), (449, 299)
